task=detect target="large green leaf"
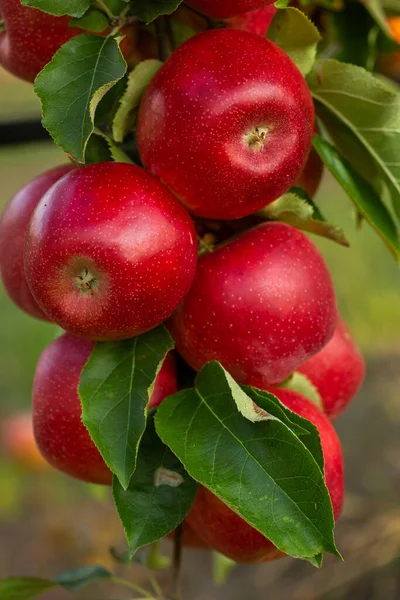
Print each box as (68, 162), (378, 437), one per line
(156, 362), (339, 563)
(79, 326), (174, 489)
(268, 7), (321, 76)
(113, 416), (198, 556)
(21, 0), (94, 17)
(307, 59), (400, 220)
(313, 134), (400, 260)
(34, 34), (127, 163)
(130, 0), (184, 23)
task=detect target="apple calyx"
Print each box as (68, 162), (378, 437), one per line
(0, 17), (5, 34)
(244, 125), (270, 151)
(75, 268), (97, 294)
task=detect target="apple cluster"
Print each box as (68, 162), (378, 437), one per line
(0, 0), (365, 565)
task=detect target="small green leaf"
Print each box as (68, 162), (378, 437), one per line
(112, 59), (163, 143)
(34, 34), (127, 163)
(85, 131), (133, 164)
(313, 134), (400, 260)
(130, 0), (183, 23)
(21, 0), (94, 17)
(307, 59), (400, 221)
(0, 578), (56, 600)
(69, 8), (110, 32)
(212, 553), (237, 586)
(278, 372), (323, 410)
(258, 190), (349, 247)
(113, 416), (198, 556)
(156, 362), (339, 563)
(274, 0), (291, 7)
(55, 566), (111, 590)
(79, 326), (174, 489)
(268, 7), (322, 76)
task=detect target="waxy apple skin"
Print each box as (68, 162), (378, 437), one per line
(187, 388), (344, 563)
(33, 334), (178, 484)
(0, 164), (75, 320)
(137, 29), (315, 220)
(170, 222), (337, 386)
(185, 0), (275, 20)
(226, 5), (277, 35)
(24, 163), (198, 341)
(299, 318), (365, 420)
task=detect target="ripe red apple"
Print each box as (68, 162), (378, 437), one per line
(187, 388), (344, 563)
(0, 0), (138, 82)
(226, 5), (277, 35)
(298, 318), (365, 420)
(33, 333), (177, 484)
(0, 163), (75, 320)
(170, 222), (337, 386)
(24, 163), (198, 341)
(137, 29), (314, 220)
(185, 0), (275, 20)
(1, 412), (49, 471)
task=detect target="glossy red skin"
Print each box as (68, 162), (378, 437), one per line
(185, 0), (275, 19)
(25, 163), (198, 341)
(0, 164), (75, 320)
(226, 5), (277, 35)
(137, 29), (314, 220)
(0, 0), (137, 82)
(298, 319), (365, 420)
(33, 334), (178, 484)
(170, 222), (337, 386)
(187, 389), (344, 563)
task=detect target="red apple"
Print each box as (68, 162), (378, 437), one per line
(185, 0), (275, 20)
(33, 333), (177, 484)
(187, 388), (344, 563)
(0, 163), (75, 320)
(226, 5), (277, 35)
(1, 412), (49, 471)
(24, 162), (198, 341)
(137, 29), (314, 220)
(170, 222), (337, 386)
(0, 0), (138, 82)
(298, 318), (365, 420)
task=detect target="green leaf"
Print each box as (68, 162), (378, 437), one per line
(85, 131), (134, 164)
(258, 190), (349, 247)
(0, 578), (56, 600)
(155, 362), (339, 563)
(79, 326), (174, 489)
(113, 416), (198, 556)
(55, 566), (111, 590)
(112, 59), (163, 143)
(277, 372), (323, 410)
(21, 0), (94, 17)
(307, 59), (400, 221)
(212, 553), (237, 586)
(34, 34), (127, 163)
(69, 8), (110, 32)
(267, 7), (322, 76)
(313, 134), (400, 260)
(130, 0), (184, 24)
(274, 0), (291, 7)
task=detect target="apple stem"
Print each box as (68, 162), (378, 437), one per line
(155, 16), (174, 62)
(0, 18), (5, 33)
(172, 524), (183, 600)
(96, 0), (116, 20)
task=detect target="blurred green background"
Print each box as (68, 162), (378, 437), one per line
(0, 66), (400, 599)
